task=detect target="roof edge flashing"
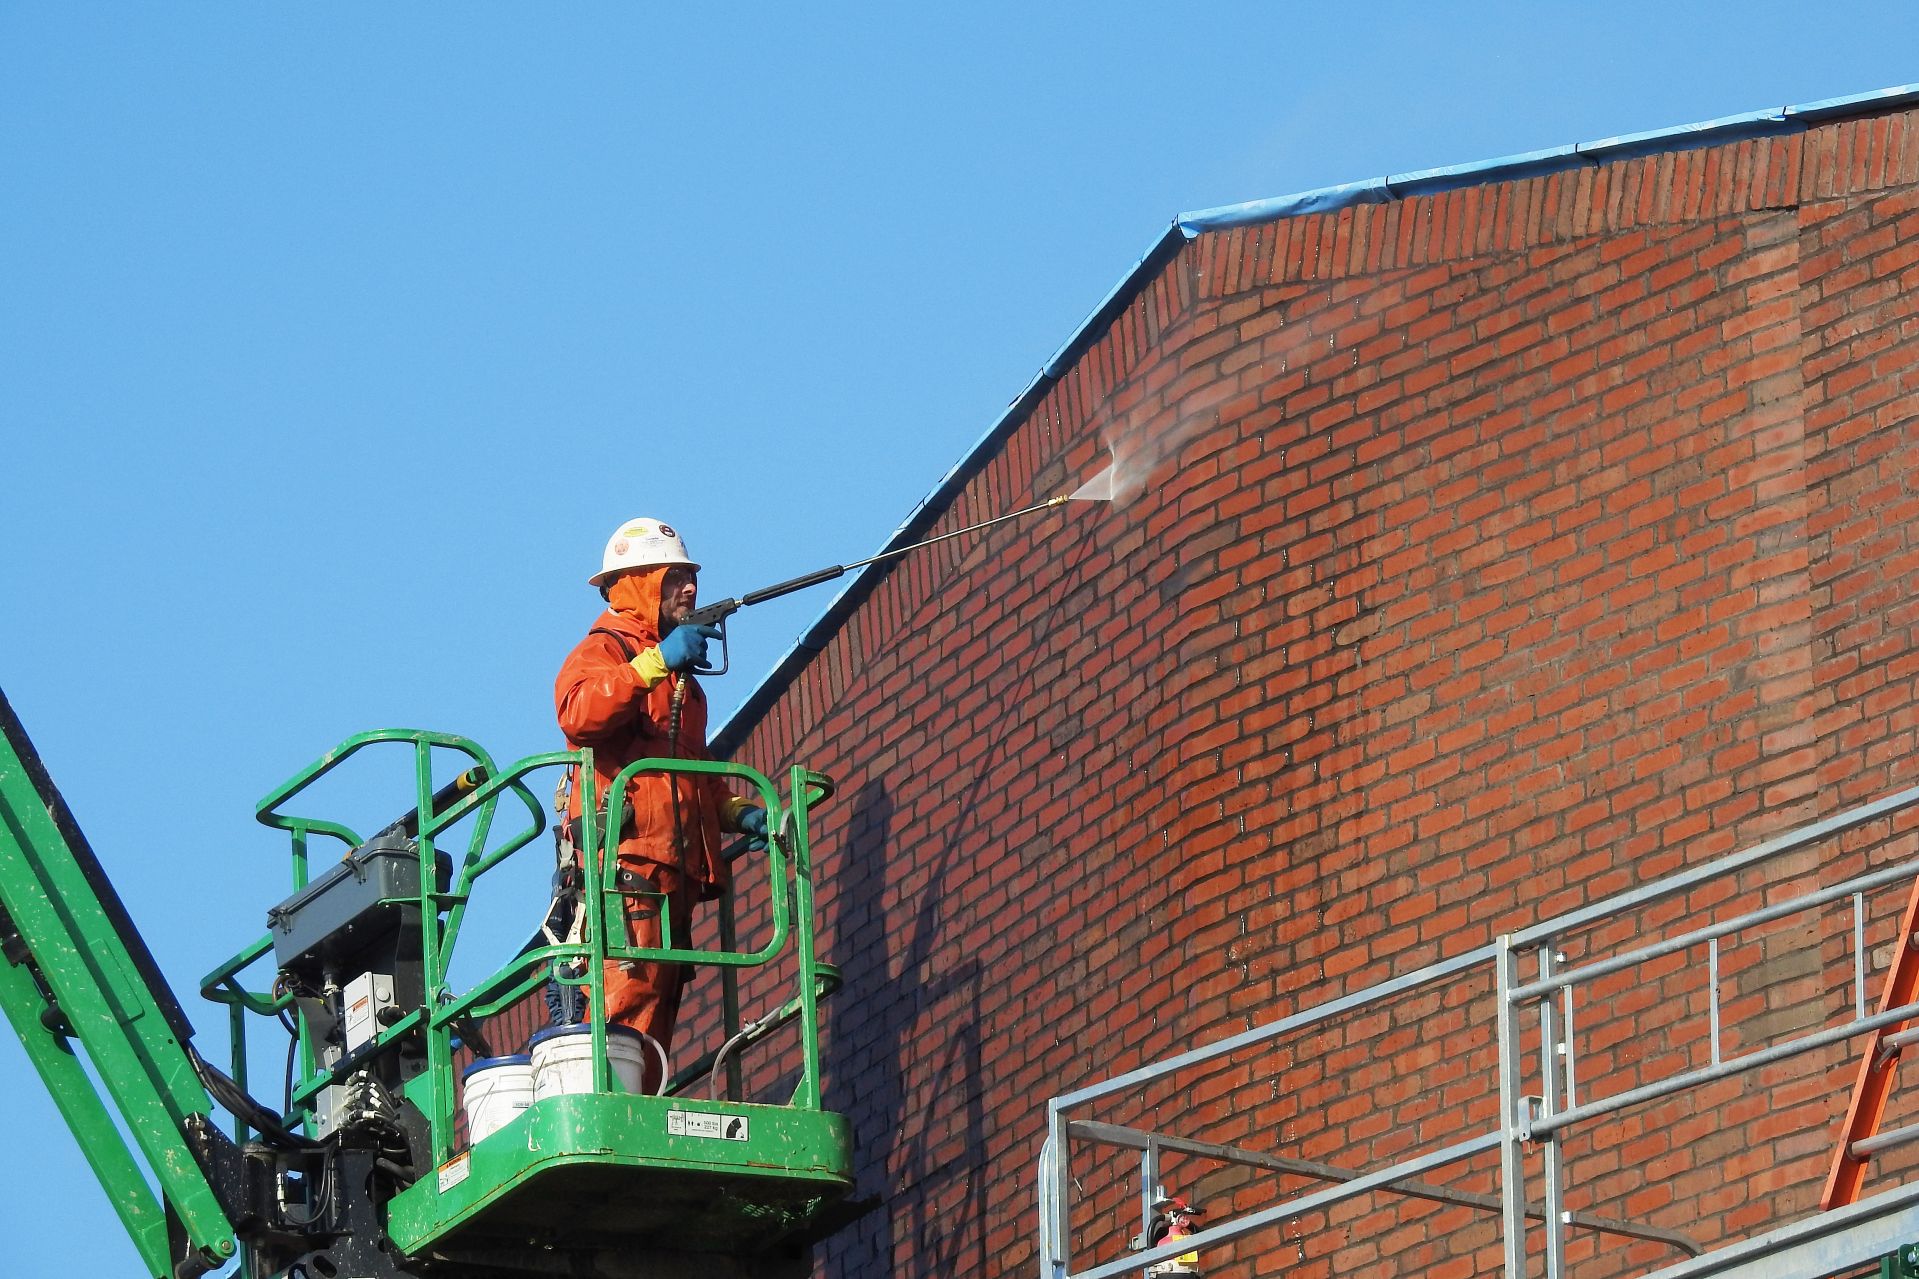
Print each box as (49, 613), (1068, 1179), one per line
(1575, 105), (1793, 162)
(1384, 144), (1580, 200)
(1178, 177), (1390, 234)
(1788, 84), (1919, 123)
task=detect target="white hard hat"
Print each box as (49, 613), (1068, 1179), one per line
(590, 517), (699, 587)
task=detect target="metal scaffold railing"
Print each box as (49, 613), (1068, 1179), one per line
(1037, 781), (1919, 1279)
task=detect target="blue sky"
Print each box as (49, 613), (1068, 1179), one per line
(3, 4), (1916, 1271)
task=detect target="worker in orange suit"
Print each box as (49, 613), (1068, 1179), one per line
(554, 517), (767, 1068)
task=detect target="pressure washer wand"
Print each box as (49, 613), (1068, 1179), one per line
(682, 494), (1071, 675)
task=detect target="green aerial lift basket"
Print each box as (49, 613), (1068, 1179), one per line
(215, 729), (862, 1277)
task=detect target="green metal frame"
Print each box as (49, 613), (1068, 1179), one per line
(0, 695), (237, 1277)
(200, 729), (850, 1260)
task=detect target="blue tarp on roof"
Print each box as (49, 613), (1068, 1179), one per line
(710, 82), (1919, 755)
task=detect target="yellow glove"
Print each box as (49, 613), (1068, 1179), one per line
(630, 647), (670, 689)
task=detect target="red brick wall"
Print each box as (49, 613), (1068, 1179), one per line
(690, 106), (1919, 1278)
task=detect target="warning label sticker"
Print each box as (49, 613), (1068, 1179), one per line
(437, 1153), (471, 1193)
(668, 1109), (750, 1141)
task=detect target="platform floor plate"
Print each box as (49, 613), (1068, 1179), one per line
(388, 1092), (855, 1260)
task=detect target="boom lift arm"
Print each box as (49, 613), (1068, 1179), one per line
(0, 687), (239, 1277)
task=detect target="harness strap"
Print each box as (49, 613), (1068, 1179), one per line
(590, 626), (643, 661)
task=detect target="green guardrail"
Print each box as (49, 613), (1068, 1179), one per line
(199, 731), (838, 1170)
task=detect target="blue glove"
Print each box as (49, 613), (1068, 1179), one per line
(737, 806), (768, 851)
(657, 623), (721, 672)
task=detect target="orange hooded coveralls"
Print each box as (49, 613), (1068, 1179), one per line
(553, 565), (735, 1054)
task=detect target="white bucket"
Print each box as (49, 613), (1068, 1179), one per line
(461, 1054), (533, 1143)
(529, 1024), (652, 1098)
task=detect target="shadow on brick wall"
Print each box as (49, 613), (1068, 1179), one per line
(816, 510), (1111, 1276)
(821, 777), (992, 1278)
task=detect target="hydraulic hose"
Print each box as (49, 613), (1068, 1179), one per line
(188, 1044), (320, 1151)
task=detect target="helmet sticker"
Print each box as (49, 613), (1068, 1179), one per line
(658, 524), (676, 538)
(612, 539), (629, 555)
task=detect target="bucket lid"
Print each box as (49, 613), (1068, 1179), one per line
(527, 1022), (646, 1050)
(461, 1053), (533, 1080)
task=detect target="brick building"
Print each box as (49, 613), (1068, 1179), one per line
(696, 86), (1919, 1277)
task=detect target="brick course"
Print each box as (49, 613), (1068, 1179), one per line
(686, 104), (1919, 1277)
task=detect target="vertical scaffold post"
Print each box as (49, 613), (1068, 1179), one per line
(1046, 1101), (1072, 1279)
(1538, 944), (1566, 1279)
(1497, 934), (1529, 1279)
(1139, 1136), (1161, 1251)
